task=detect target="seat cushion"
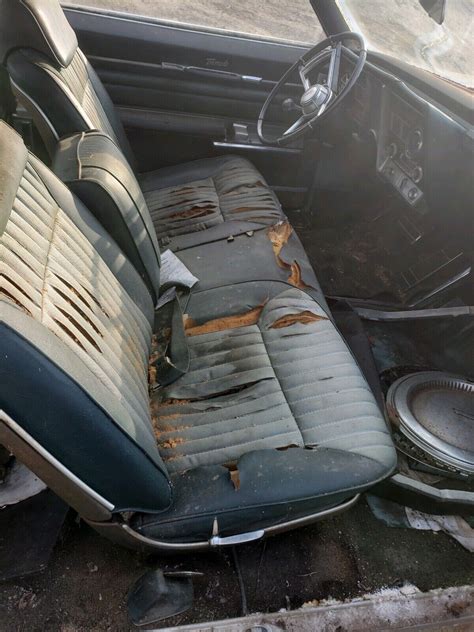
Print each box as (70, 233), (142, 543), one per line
(139, 155), (285, 243)
(176, 221), (327, 307)
(153, 287), (395, 474)
(136, 285), (397, 541)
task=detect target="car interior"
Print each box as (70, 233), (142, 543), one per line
(0, 0), (472, 628)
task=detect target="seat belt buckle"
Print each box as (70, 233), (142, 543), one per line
(151, 355), (172, 391)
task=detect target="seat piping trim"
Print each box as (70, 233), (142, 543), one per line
(96, 493), (361, 552)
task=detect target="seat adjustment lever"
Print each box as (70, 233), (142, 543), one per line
(209, 517), (264, 547)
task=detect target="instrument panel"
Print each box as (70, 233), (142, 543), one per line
(338, 55), (428, 208)
(379, 92), (426, 206)
(317, 49), (470, 217)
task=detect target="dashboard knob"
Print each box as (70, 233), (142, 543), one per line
(407, 129), (423, 157)
(412, 166), (423, 183)
(388, 142), (398, 158)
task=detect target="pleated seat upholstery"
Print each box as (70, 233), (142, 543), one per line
(140, 156), (285, 242)
(153, 289), (395, 475)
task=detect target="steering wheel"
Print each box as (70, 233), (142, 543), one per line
(257, 32), (366, 146)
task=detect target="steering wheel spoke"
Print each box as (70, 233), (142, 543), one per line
(327, 41), (342, 95)
(257, 32), (366, 146)
(298, 64), (312, 91)
(283, 115), (308, 136)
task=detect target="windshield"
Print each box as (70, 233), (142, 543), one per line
(335, 0), (474, 89)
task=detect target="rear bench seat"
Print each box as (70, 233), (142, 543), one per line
(53, 131), (326, 308)
(0, 121), (396, 549)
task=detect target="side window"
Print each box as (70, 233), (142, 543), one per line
(67, 1), (325, 45)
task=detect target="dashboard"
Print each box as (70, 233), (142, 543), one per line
(322, 52), (473, 217)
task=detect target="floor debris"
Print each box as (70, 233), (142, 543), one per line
(0, 460), (46, 507)
(367, 494), (474, 552)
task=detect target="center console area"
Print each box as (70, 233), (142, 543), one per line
(377, 89), (426, 209)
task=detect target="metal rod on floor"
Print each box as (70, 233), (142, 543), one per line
(354, 305), (474, 322)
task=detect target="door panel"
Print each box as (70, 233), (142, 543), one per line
(65, 6), (314, 191)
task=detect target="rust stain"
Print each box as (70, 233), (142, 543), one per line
(185, 301), (266, 337)
(267, 221), (293, 269)
(270, 311), (327, 329)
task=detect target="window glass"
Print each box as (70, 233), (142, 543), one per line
(336, 0), (474, 88)
(66, 0), (325, 45)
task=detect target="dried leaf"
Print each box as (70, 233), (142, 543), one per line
(287, 261), (313, 289)
(270, 310), (327, 329)
(267, 221), (293, 268)
(185, 301), (266, 337)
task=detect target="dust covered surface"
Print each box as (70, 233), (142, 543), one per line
(1, 499), (473, 631)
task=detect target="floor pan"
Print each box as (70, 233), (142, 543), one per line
(1, 499), (473, 630)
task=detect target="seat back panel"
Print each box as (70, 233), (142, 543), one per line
(3, 0), (135, 164)
(53, 131), (161, 300)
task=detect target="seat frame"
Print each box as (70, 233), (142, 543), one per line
(0, 407), (359, 551)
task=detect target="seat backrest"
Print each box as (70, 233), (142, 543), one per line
(53, 130), (161, 303)
(0, 0), (135, 166)
(0, 121), (170, 513)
